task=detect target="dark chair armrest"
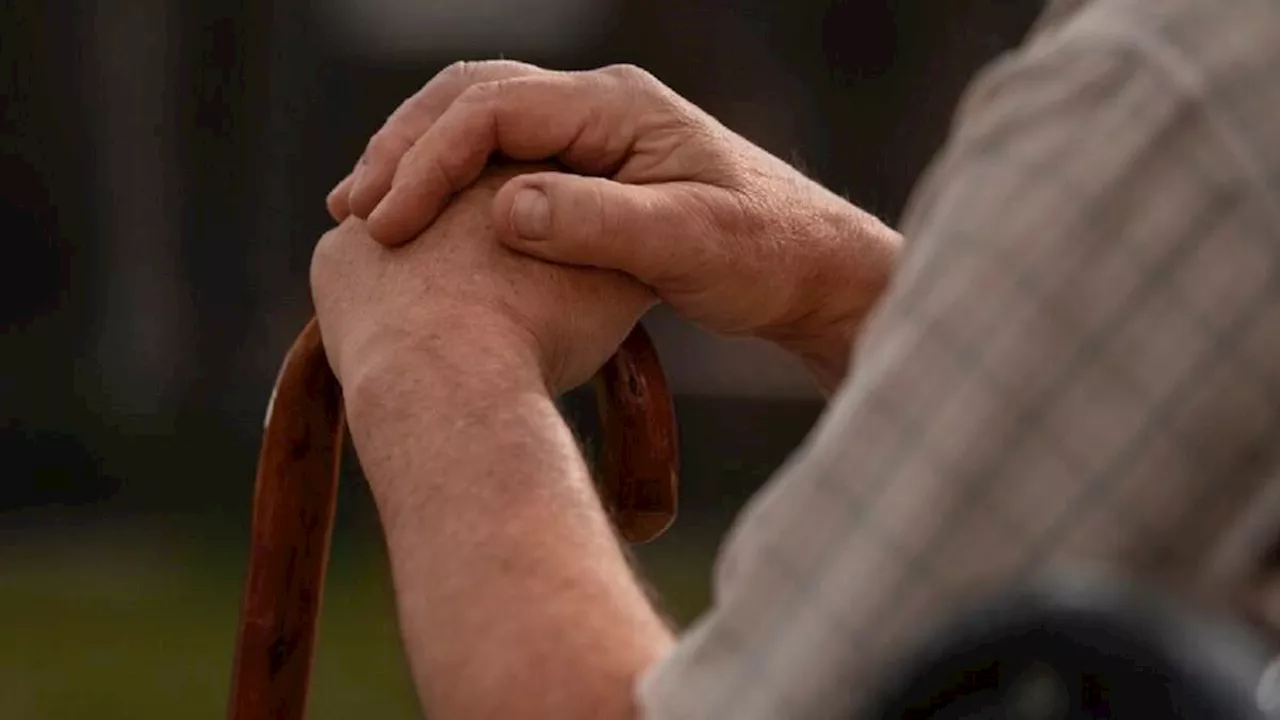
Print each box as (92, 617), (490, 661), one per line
(864, 574), (1280, 720)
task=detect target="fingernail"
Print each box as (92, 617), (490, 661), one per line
(512, 188), (550, 240)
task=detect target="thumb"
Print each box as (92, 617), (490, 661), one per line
(493, 172), (696, 283)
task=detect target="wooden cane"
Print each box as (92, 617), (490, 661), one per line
(225, 318), (678, 720)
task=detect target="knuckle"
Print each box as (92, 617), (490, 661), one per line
(597, 63), (682, 116)
(438, 59), (478, 85)
(598, 63), (669, 101)
(599, 63), (651, 85)
(456, 78), (504, 106)
(484, 58), (543, 77)
(364, 128), (408, 161)
(438, 59), (543, 93)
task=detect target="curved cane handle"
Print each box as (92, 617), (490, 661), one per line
(593, 324), (679, 542)
(227, 318), (679, 720)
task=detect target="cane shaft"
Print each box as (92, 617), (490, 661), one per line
(228, 320), (342, 720)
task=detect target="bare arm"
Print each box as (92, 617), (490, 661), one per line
(310, 164), (674, 719)
(344, 329), (673, 719)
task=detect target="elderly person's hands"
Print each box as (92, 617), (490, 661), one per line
(313, 166), (672, 720)
(311, 162), (654, 400)
(326, 61), (901, 391)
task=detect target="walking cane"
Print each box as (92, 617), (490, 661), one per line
(226, 317), (679, 720)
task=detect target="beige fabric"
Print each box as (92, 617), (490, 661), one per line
(638, 0), (1280, 717)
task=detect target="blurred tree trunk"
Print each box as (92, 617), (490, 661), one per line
(85, 0), (193, 426)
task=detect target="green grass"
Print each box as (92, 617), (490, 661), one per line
(0, 522), (716, 719)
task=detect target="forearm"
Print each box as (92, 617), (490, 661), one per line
(344, 333), (674, 719)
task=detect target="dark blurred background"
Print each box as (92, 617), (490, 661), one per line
(0, 1), (1044, 717)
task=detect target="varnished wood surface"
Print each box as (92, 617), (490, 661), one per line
(227, 320), (343, 720)
(595, 325), (680, 543)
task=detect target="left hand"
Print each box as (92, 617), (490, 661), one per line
(310, 163), (655, 398)
(324, 61), (901, 392)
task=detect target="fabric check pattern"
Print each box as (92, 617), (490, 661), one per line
(637, 0), (1280, 717)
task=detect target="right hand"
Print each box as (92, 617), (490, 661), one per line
(327, 61), (902, 389)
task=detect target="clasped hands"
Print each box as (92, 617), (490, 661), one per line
(310, 61), (902, 409)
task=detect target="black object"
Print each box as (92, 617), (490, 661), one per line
(866, 574), (1280, 719)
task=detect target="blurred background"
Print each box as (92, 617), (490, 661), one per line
(0, 1), (1045, 717)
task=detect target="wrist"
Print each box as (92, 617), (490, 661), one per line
(343, 316), (550, 436)
(768, 205), (902, 393)
(342, 324), (558, 517)
(345, 310), (547, 395)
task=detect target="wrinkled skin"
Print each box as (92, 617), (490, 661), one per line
(326, 61), (900, 390)
(311, 163), (654, 397)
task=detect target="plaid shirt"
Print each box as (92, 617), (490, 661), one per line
(637, 0), (1280, 717)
